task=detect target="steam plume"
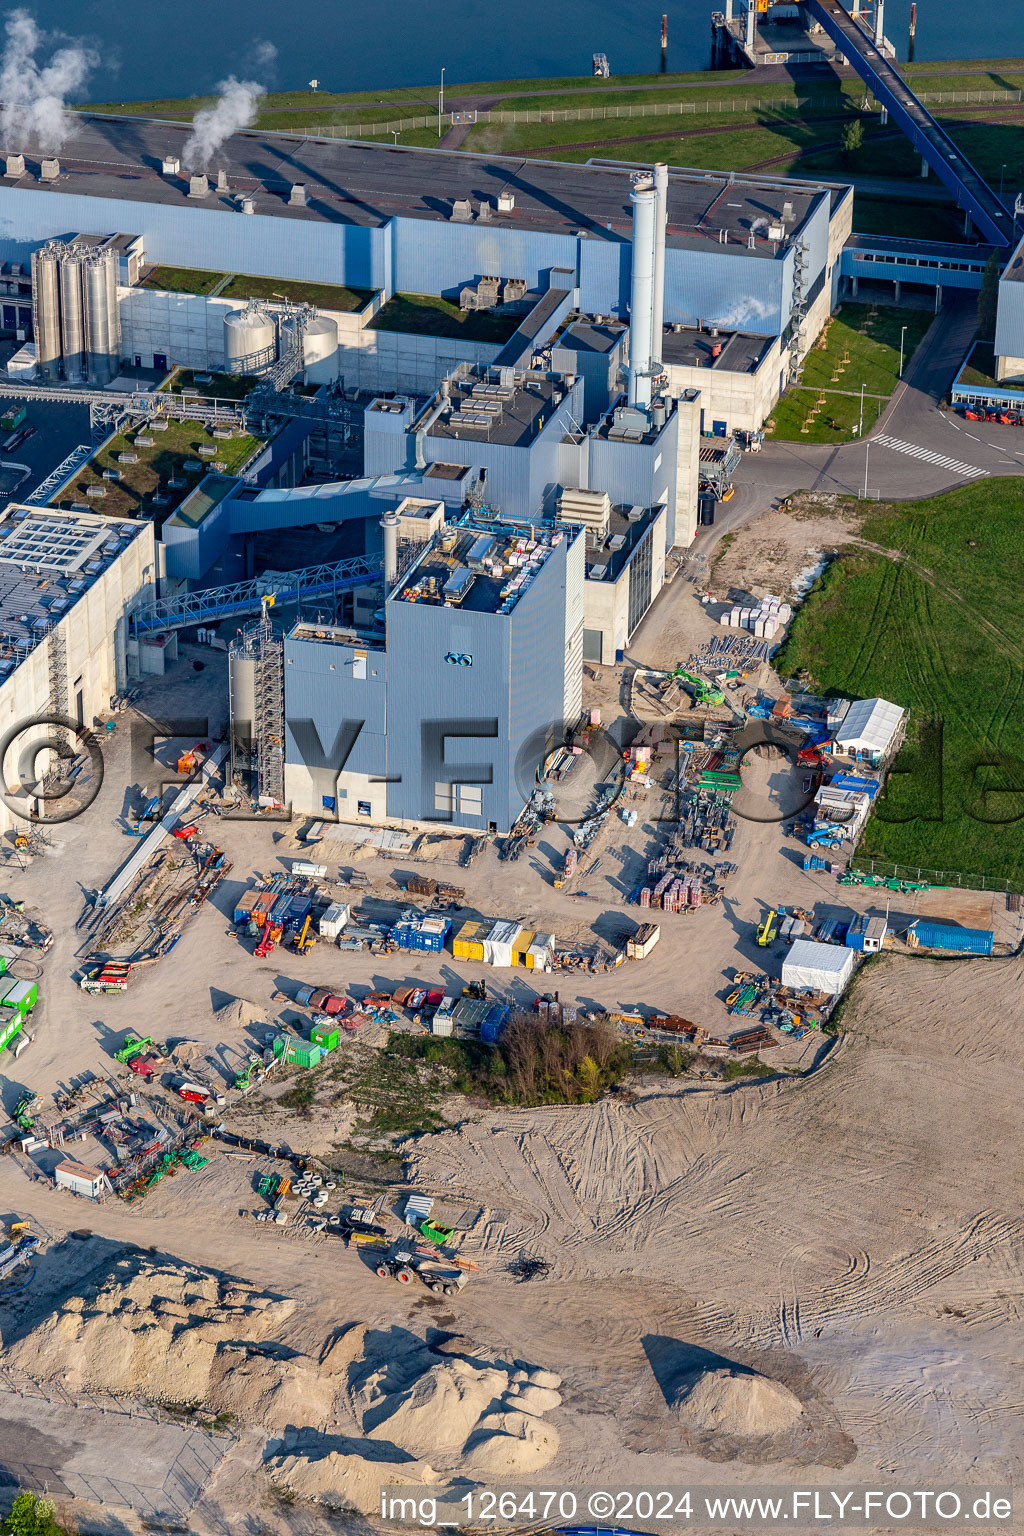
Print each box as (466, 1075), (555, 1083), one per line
(0, 8), (98, 154)
(183, 75), (266, 171)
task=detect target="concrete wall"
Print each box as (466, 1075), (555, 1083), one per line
(339, 325), (502, 394)
(588, 409), (678, 545)
(283, 632), (389, 821)
(582, 509), (667, 664)
(663, 343), (783, 435)
(673, 392), (702, 548)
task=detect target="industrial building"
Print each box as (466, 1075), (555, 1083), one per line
(275, 512), (585, 832)
(0, 505), (154, 839)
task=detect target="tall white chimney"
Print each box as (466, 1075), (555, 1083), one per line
(628, 171), (657, 411)
(874, 0), (885, 43)
(652, 162), (668, 374)
(381, 511), (400, 587)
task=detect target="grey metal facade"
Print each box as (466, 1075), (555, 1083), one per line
(587, 409), (680, 545)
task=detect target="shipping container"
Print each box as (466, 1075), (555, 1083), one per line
(285, 1041), (323, 1069)
(286, 895), (312, 924)
(233, 891), (258, 924)
(907, 921), (993, 955)
(1, 404), (26, 430)
(310, 1024), (340, 1051)
(0, 979), (36, 1017)
(291, 860), (327, 878)
(626, 923), (661, 960)
(391, 917), (451, 953)
(430, 1015), (454, 1037)
(319, 901), (350, 938)
(452, 919), (485, 961)
(512, 929), (535, 966)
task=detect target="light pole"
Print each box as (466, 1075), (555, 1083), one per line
(859, 381), (865, 437)
(899, 322), (907, 376)
(438, 67), (446, 138)
(863, 438), (870, 500)
(1000, 162), (1006, 197)
(392, 130), (399, 145)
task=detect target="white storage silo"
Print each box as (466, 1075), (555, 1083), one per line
(30, 243), (62, 381)
(84, 249), (121, 386)
(59, 252), (86, 381)
(223, 301), (277, 375)
(281, 313), (339, 384)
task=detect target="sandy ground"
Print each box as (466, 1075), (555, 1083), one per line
(0, 579), (1020, 1533)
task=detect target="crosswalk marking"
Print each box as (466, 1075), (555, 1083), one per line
(873, 435), (987, 479)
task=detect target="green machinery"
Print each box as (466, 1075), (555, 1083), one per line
(13, 1093), (40, 1130)
(234, 1055), (262, 1091)
(114, 1033), (154, 1064)
(673, 668), (725, 707)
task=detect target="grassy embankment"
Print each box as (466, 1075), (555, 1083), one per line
(767, 303), (934, 444)
(774, 480), (1024, 888)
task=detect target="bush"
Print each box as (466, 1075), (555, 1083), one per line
(3, 1493), (66, 1536)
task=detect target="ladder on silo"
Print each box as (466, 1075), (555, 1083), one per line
(253, 598), (285, 805)
(43, 624), (74, 792)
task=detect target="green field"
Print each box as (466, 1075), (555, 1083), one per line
(775, 481), (1024, 888)
(370, 292), (522, 343)
(55, 418), (261, 522)
(767, 305), (934, 443)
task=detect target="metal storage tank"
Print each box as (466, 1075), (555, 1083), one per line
(228, 649), (257, 753)
(84, 250), (120, 385)
(282, 313), (339, 384)
(30, 244), (62, 381)
(223, 302), (277, 375)
(59, 251), (86, 381)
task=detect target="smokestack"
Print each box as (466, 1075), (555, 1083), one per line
(652, 163), (668, 376)
(874, 0), (885, 44)
(189, 172), (210, 198)
(381, 512), (400, 587)
(628, 171), (657, 411)
(216, 168), (229, 193)
(745, 0), (755, 48)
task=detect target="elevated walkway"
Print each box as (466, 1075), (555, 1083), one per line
(806, 0), (1016, 246)
(130, 553), (382, 634)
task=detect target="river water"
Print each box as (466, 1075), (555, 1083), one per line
(41, 1), (1024, 103)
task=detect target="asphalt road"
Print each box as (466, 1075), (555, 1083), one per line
(699, 293), (1020, 557)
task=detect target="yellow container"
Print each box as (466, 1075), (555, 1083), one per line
(512, 929), (535, 967)
(453, 920), (485, 961)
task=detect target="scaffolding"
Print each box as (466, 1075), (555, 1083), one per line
(787, 236), (809, 387)
(253, 599), (286, 805)
(43, 622), (73, 792)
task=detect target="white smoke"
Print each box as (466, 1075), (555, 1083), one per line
(183, 75), (267, 171)
(0, 8), (98, 155)
(712, 296), (777, 330)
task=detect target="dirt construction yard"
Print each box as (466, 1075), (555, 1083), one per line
(0, 549), (1020, 1535)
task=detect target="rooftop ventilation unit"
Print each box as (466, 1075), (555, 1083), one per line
(188, 173), (210, 198)
(782, 200), (794, 221)
(216, 169), (229, 193)
(240, 195), (255, 214)
(4, 153), (24, 179)
(496, 190), (515, 212)
(451, 199), (473, 222)
(162, 155), (180, 176)
(289, 183), (307, 206)
(768, 223), (785, 240)
(40, 158), (59, 181)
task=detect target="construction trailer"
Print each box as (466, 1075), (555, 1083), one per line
(54, 1159), (113, 1200)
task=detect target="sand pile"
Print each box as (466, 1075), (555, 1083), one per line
(674, 1367), (803, 1437)
(4, 1254), (297, 1412)
(216, 997), (268, 1032)
(275, 1337), (562, 1511)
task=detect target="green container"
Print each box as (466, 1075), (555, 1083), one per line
(272, 1034), (286, 1059)
(310, 1024), (339, 1052)
(286, 1041), (322, 1069)
(0, 979), (36, 1017)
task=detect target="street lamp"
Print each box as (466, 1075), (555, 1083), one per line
(438, 67), (446, 138)
(1000, 162), (1006, 197)
(899, 322), (908, 376)
(392, 130), (399, 145)
(859, 381), (865, 437)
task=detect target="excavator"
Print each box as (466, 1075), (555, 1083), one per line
(673, 667), (725, 707)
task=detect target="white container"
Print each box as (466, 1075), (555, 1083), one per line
(319, 901), (350, 938)
(291, 860), (327, 878)
(431, 1016), (454, 1037)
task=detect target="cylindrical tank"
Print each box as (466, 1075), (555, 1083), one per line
(228, 647), (257, 780)
(59, 252), (86, 382)
(380, 511), (399, 587)
(628, 172), (657, 410)
(303, 314), (339, 384)
(223, 302), (277, 375)
(84, 250), (120, 386)
(31, 244), (62, 382)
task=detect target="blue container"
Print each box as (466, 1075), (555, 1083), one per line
(911, 921), (993, 955)
(480, 1004), (511, 1044)
(270, 894), (292, 923)
(391, 919), (450, 953)
(287, 895), (312, 923)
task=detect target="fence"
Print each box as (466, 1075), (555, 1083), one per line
(850, 855), (1024, 896)
(308, 86), (1024, 141)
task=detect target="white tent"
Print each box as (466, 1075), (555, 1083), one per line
(832, 697), (903, 759)
(781, 939), (855, 996)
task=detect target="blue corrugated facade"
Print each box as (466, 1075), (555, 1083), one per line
(0, 185), (823, 341)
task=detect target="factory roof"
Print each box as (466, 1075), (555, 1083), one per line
(426, 371), (564, 448)
(557, 321), (626, 355)
(392, 518), (566, 617)
(583, 503), (664, 585)
(661, 326), (774, 374)
(288, 620), (379, 649)
(7, 113), (828, 254)
(167, 473), (237, 529)
(0, 505), (146, 666)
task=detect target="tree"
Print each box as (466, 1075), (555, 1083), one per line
(978, 250), (1000, 342)
(2, 1493), (65, 1536)
(841, 119), (864, 165)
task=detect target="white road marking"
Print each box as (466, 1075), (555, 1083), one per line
(873, 435), (987, 479)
